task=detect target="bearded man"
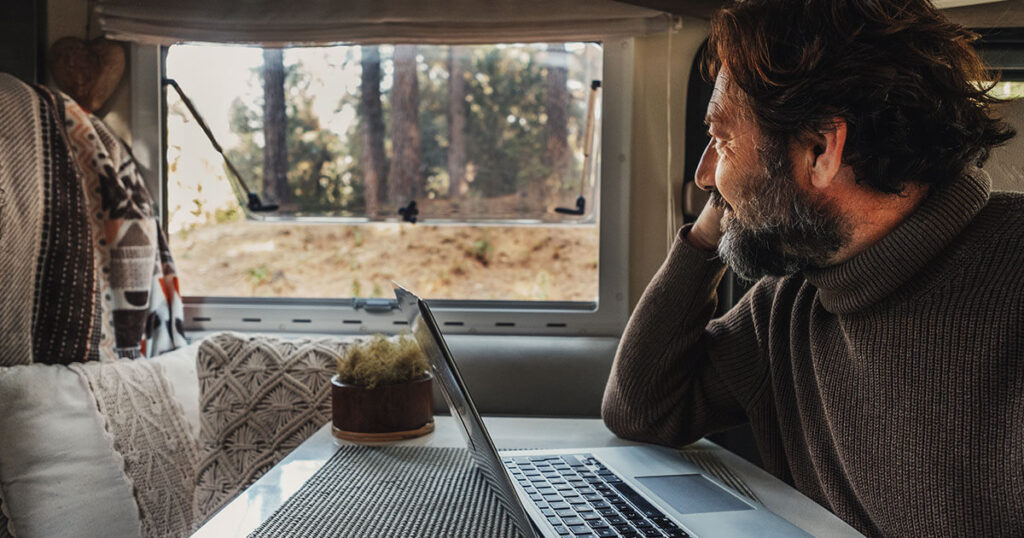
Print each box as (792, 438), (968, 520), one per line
(601, 1), (1023, 535)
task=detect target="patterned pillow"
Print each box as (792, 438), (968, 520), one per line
(193, 333), (351, 524)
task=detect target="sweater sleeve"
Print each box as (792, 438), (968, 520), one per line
(601, 225), (766, 447)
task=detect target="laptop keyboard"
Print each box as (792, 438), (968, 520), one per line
(502, 454), (690, 538)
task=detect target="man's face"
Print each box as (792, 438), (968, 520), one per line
(696, 70), (851, 281)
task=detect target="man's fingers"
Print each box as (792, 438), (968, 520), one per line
(688, 198), (725, 251)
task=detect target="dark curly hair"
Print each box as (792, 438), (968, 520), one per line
(706, 0), (1016, 193)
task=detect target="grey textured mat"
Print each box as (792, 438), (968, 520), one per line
(248, 445), (757, 538)
(248, 446), (521, 538)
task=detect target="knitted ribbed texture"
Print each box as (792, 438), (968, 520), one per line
(602, 170), (1024, 536)
(248, 446), (522, 538)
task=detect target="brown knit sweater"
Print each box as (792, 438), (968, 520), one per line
(602, 170), (1024, 536)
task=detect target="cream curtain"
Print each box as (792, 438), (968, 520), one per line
(96, 0), (672, 45)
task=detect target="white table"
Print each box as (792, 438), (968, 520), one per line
(192, 417), (862, 537)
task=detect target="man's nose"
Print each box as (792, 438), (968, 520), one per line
(694, 140), (716, 191)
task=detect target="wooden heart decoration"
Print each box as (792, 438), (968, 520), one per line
(48, 37), (126, 113)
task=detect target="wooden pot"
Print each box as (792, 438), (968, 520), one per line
(331, 374), (434, 442)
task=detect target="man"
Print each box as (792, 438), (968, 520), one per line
(602, 1), (1023, 536)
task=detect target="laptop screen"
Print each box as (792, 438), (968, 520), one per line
(395, 285), (538, 538)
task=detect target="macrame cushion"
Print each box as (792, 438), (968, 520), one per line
(0, 344), (201, 538)
(192, 333), (351, 524)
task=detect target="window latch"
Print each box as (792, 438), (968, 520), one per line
(398, 200), (419, 223)
(354, 298), (398, 313)
(554, 79), (600, 218)
(163, 77), (279, 213)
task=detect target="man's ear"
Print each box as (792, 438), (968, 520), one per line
(809, 118), (847, 190)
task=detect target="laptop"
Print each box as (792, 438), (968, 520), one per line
(395, 286), (810, 538)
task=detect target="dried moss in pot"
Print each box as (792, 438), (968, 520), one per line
(331, 334), (434, 442)
(335, 334), (429, 388)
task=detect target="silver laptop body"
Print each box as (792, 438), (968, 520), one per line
(395, 286), (809, 538)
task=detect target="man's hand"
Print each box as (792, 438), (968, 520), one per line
(688, 198), (725, 251)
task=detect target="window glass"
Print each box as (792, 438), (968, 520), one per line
(165, 43), (602, 301)
(990, 80), (1024, 98)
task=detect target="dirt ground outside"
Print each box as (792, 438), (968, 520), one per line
(170, 221), (600, 301)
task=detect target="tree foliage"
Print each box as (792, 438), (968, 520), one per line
(226, 44), (591, 219)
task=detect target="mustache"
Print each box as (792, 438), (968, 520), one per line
(709, 190), (731, 210)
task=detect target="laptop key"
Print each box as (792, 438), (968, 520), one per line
(561, 455), (586, 465)
(556, 509), (576, 518)
(622, 512), (644, 523)
(568, 524), (591, 535)
(610, 483), (662, 518)
(550, 502), (571, 510)
(640, 529), (664, 537)
(665, 531), (689, 537)
(606, 515), (625, 524)
(651, 518), (679, 530)
(587, 519), (610, 529)
(562, 517), (585, 526)
(594, 528), (617, 537)
(552, 525), (571, 536)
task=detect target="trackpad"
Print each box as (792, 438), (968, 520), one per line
(635, 475), (753, 514)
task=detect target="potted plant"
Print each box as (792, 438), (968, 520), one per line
(331, 334), (434, 442)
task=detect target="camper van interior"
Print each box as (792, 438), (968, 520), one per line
(1, 0), (1022, 537)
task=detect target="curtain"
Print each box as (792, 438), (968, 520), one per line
(96, 0), (672, 45)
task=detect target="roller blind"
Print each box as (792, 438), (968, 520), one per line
(96, 0), (672, 45)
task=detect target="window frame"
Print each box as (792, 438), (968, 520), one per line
(131, 38), (634, 337)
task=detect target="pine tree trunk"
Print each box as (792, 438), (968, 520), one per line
(388, 44), (422, 208)
(262, 48), (289, 207)
(447, 46), (467, 200)
(359, 46), (388, 216)
(544, 43), (571, 208)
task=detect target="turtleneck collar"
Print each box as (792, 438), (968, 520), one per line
(803, 169), (991, 314)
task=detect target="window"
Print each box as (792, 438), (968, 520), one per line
(989, 80), (1024, 99)
(157, 39), (633, 335)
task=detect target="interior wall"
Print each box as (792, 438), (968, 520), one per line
(627, 19), (709, 309)
(46, 0), (133, 142)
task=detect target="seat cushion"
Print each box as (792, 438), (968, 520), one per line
(0, 345), (201, 538)
(193, 333), (350, 524)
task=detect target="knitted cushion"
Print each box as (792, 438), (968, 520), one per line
(192, 333), (350, 524)
(0, 345), (200, 538)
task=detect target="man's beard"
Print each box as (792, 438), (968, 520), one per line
(714, 137), (851, 282)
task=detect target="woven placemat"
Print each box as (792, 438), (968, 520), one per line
(247, 446), (758, 538)
(248, 446), (522, 538)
